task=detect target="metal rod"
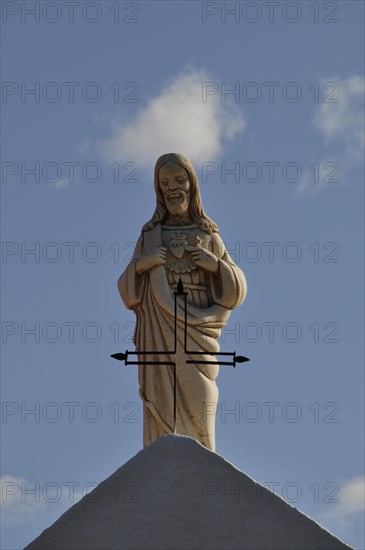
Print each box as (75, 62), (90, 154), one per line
(126, 361), (175, 366)
(174, 363), (177, 433)
(186, 351), (236, 357)
(174, 287), (177, 354)
(112, 278), (249, 437)
(119, 350), (238, 357)
(127, 351), (173, 356)
(184, 292), (188, 352)
(186, 360), (236, 366)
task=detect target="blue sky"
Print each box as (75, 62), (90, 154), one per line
(1, 1), (364, 548)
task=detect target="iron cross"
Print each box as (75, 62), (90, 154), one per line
(111, 278), (250, 432)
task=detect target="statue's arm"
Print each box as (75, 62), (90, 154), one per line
(117, 234), (145, 310)
(210, 232), (247, 309)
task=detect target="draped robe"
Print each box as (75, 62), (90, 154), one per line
(118, 223), (247, 451)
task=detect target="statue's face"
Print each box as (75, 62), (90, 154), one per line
(159, 161), (191, 217)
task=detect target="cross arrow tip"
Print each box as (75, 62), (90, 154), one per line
(176, 277), (184, 295)
(235, 355), (250, 363)
(110, 353), (126, 361)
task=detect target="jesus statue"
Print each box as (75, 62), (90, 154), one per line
(118, 153), (247, 451)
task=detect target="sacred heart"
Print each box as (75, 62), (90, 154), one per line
(169, 233), (187, 259)
(163, 230), (198, 273)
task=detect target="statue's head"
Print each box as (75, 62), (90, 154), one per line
(158, 159), (191, 218)
(142, 153), (218, 233)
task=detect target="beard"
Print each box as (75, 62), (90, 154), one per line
(166, 193), (189, 217)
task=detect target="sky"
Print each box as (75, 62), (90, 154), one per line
(1, 1), (364, 549)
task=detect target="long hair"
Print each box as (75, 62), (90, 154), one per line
(142, 153), (219, 234)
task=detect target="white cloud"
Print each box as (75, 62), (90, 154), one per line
(48, 177), (72, 191)
(298, 76), (364, 195)
(314, 76), (364, 163)
(98, 69), (246, 172)
(323, 475), (365, 524)
(297, 158), (342, 195)
(1, 475), (45, 527)
(1, 475), (83, 528)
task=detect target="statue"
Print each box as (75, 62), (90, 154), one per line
(118, 153), (247, 451)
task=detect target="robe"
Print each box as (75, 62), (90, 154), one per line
(118, 223), (247, 451)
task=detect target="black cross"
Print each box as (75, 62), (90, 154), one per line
(111, 279), (250, 432)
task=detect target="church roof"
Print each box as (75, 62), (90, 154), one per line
(26, 435), (353, 550)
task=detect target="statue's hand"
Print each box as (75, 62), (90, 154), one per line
(135, 247), (167, 274)
(185, 246), (219, 273)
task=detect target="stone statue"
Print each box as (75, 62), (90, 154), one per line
(118, 153), (247, 451)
